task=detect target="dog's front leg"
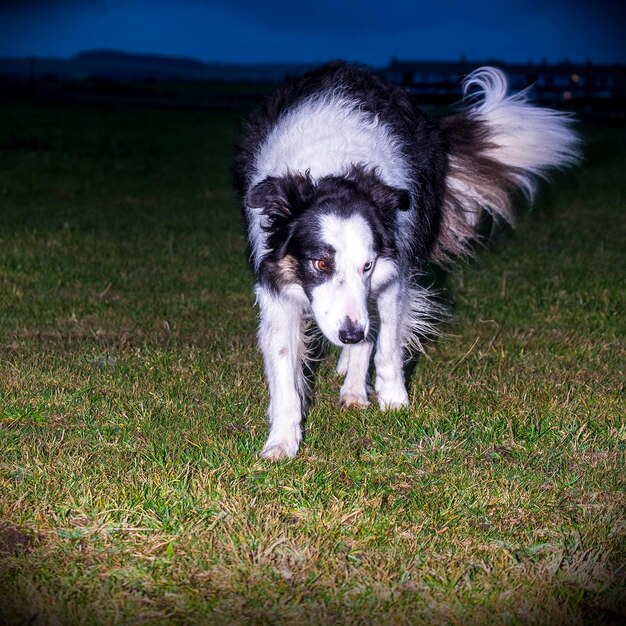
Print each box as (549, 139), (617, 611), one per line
(374, 280), (409, 409)
(256, 286), (305, 460)
(338, 342), (373, 408)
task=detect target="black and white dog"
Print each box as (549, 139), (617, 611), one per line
(234, 62), (579, 460)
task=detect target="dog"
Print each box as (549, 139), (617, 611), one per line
(234, 61), (580, 459)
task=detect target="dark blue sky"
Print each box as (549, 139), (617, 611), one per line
(2, 0), (625, 65)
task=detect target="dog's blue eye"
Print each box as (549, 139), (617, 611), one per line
(363, 261), (373, 272)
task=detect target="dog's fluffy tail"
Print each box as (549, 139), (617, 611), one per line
(433, 67), (581, 262)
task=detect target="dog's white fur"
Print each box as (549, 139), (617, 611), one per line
(311, 214), (374, 345)
(239, 65), (580, 459)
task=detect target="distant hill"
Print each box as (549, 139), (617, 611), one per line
(1, 50), (622, 118)
(0, 50), (319, 83)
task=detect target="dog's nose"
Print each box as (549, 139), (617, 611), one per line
(338, 318), (365, 344)
(339, 328), (364, 344)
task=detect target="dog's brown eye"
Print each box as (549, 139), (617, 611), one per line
(313, 259), (331, 272)
(363, 261), (373, 272)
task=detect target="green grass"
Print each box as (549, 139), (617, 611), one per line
(0, 96), (624, 625)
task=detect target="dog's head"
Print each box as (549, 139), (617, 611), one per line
(247, 167), (410, 346)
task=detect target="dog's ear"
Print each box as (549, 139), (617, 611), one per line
(368, 183), (411, 212)
(246, 177), (287, 214)
(247, 173), (317, 260)
(246, 173), (317, 220)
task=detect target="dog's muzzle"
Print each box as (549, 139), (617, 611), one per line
(338, 317), (366, 344)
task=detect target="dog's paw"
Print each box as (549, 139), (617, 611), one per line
(260, 439), (300, 460)
(376, 385), (409, 411)
(379, 398), (408, 411)
(340, 391), (370, 409)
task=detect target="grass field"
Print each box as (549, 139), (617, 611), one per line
(0, 95), (624, 625)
